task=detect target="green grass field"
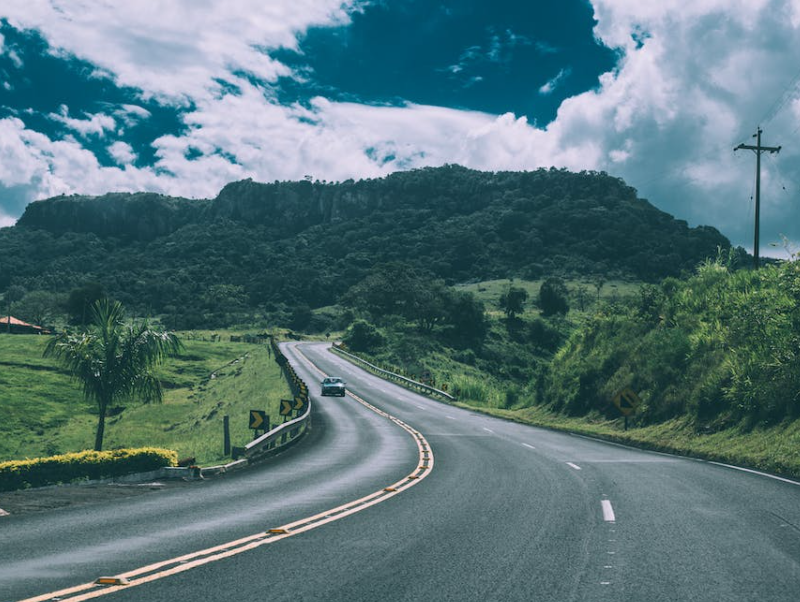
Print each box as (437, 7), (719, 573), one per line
(0, 333), (292, 466)
(456, 277), (640, 318)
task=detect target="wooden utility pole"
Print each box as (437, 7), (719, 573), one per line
(734, 127), (781, 268)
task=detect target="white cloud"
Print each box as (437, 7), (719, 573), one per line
(47, 105), (117, 138)
(0, 0), (357, 103)
(108, 141), (136, 165)
(539, 68), (571, 96)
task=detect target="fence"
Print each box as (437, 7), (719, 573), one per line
(330, 344), (456, 402)
(241, 339), (312, 460)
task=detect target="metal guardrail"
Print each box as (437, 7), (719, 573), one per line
(238, 339), (312, 461)
(243, 402), (311, 460)
(330, 344), (456, 402)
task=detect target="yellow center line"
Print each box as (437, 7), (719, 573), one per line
(17, 344), (433, 602)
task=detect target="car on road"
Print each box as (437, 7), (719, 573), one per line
(321, 376), (346, 397)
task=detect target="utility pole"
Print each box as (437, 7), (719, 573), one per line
(734, 127), (781, 269)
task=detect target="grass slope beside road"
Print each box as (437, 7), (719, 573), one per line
(0, 333), (291, 466)
(469, 405), (800, 479)
(340, 269), (800, 481)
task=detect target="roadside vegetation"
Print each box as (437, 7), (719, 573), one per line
(0, 331), (289, 466)
(333, 255), (800, 478)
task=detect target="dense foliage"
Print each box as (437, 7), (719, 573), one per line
(0, 166), (731, 329)
(543, 256), (800, 429)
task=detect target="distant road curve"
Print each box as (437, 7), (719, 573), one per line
(4, 342), (800, 602)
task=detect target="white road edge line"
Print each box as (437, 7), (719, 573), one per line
(708, 462), (800, 486)
(567, 462), (582, 470)
(570, 433), (800, 486)
(522, 443), (536, 450)
(483, 427), (494, 434)
(601, 500), (616, 522)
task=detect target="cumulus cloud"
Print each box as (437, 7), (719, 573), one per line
(108, 140), (136, 165)
(0, 0), (357, 103)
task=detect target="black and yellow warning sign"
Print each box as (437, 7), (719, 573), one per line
(612, 388), (641, 417)
(249, 410), (267, 430)
(279, 399), (294, 417)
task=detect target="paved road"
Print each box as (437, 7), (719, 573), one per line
(3, 342), (800, 601)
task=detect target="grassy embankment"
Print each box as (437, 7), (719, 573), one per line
(0, 332), (290, 466)
(344, 273), (800, 479)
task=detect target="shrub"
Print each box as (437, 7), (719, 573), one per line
(539, 277), (569, 316)
(343, 319), (385, 352)
(0, 447), (178, 492)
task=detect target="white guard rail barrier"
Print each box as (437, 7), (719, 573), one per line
(243, 400), (311, 460)
(330, 345), (456, 402)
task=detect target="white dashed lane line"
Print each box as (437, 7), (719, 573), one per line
(601, 500), (616, 522)
(566, 462), (582, 471)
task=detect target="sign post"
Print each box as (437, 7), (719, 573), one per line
(280, 399), (294, 419)
(612, 388), (641, 430)
(249, 410), (268, 439)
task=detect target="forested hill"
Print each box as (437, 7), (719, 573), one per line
(3, 166), (731, 325)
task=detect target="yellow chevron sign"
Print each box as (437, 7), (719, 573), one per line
(249, 410), (266, 430)
(280, 399), (294, 416)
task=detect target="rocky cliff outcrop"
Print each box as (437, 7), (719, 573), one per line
(17, 192), (208, 241)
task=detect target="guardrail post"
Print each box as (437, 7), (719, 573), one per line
(223, 415), (231, 456)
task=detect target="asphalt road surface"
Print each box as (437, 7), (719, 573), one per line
(2, 342), (799, 602)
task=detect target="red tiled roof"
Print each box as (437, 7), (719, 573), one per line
(2, 316), (42, 330)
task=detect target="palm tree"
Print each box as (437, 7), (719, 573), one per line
(44, 299), (182, 451)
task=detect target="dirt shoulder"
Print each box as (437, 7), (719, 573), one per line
(0, 479), (192, 517)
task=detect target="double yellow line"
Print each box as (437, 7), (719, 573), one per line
(17, 346), (433, 602)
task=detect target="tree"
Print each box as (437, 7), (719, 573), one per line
(499, 286), (528, 318)
(343, 319), (385, 352)
(446, 290), (487, 342)
(539, 277), (570, 316)
(290, 303), (313, 330)
(3, 284), (26, 333)
(66, 283), (105, 325)
(18, 290), (61, 327)
(44, 299), (182, 451)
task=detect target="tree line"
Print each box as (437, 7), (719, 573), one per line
(1, 165), (734, 330)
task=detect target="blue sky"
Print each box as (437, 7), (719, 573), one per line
(1, 0), (799, 257)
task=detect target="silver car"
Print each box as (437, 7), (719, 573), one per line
(321, 376), (346, 397)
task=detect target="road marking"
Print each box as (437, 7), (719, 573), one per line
(416, 405), (426, 410)
(708, 462), (800, 486)
(601, 500), (616, 523)
(18, 346), (434, 602)
(445, 416), (456, 420)
(566, 462), (582, 470)
(522, 443), (536, 450)
(0, 507), (9, 517)
(482, 427), (494, 434)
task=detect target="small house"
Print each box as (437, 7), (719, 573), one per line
(1, 316), (45, 334)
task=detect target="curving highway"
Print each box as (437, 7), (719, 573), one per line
(2, 342), (800, 602)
